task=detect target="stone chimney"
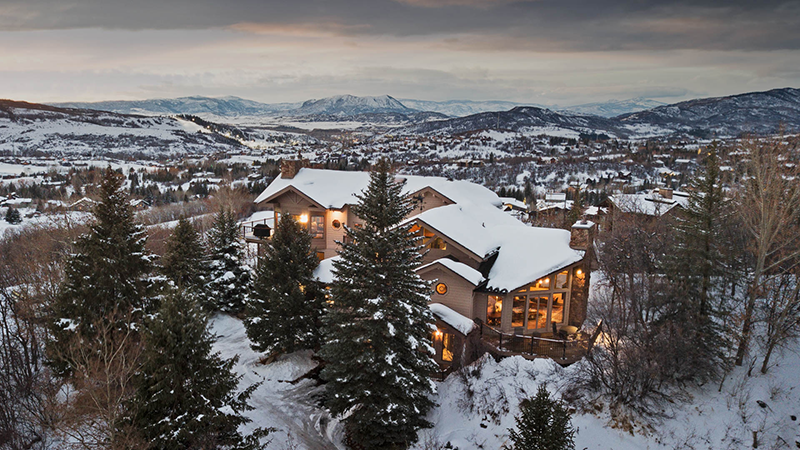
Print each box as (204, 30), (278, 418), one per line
(570, 218), (596, 251)
(280, 158), (310, 179)
(658, 187), (673, 199)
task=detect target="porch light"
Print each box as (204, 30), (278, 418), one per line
(434, 329), (443, 339)
(299, 214), (309, 224)
(576, 268), (583, 276)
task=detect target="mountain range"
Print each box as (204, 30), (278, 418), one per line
(3, 87), (798, 156)
(53, 94), (665, 119)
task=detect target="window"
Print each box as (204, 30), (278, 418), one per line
(486, 295), (502, 326)
(442, 333), (454, 362)
(512, 295), (526, 328)
(551, 293), (564, 325)
(431, 237), (447, 250)
(332, 219), (341, 229)
(435, 283), (448, 295)
(527, 296), (549, 330)
(309, 215), (324, 239)
(530, 277), (550, 291)
(556, 270), (569, 289)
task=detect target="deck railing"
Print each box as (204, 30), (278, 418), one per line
(477, 320), (603, 364)
(240, 217), (272, 241)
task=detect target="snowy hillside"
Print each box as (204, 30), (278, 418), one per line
(53, 96), (300, 117)
(559, 98), (665, 118)
(398, 99), (531, 117)
(0, 100), (246, 156)
(212, 314), (800, 450)
(293, 95), (413, 116)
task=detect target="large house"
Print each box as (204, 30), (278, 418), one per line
(254, 160), (595, 365)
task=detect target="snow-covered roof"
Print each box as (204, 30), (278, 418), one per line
(429, 303), (476, 336)
(254, 168), (502, 210)
(500, 197), (528, 211)
(407, 203), (526, 258)
(609, 192), (688, 217)
(418, 258), (484, 286)
(484, 226), (584, 291)
(313, 256), (340, 284)
(411, 203), (584, 291)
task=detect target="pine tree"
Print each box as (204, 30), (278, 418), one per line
(48, 169), (153, 374)
(162, 216), (208, 290)
(4, 207), (21, 224)
(664, 143), (731, 379)
(207, 208), (251, 314)
(245, 214), (322, 356)
(129, 290), (265, 449)
(507, 385), (575, 450)
(319, 159), (437, 449)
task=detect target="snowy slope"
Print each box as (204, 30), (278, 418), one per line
(559, 98), (665, 118)
(52, 96), (300, 117)
(294, 95), (412, 116)
(0, 100), (246, 155)
(212, 312), (800, 450)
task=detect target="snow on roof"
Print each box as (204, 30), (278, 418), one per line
(408, 203), (526, 258)
(609, 192), (687, 217)
(500, 197), (528, 210)
(254, 168), (502, 210)
(418, 258), (484, 286)
(313, 256), (340, 284)
(429, 303), (476, 336)
(484, 226), (584, 291)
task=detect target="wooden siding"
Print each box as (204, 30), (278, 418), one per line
(417, 266), (477, 319)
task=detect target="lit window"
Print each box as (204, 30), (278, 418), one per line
(442, 333), (454, 362)
(310, 215), (324, 239)
(435, 283), (448, 295)
(556, 270), (569, 289)
(431, 237), (447, 250)
(487, 295), (502, 326)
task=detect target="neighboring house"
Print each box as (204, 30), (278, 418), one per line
(605, 188), (689, 230)
(261, 159), (595, 367)
(69, 197), (97, 211)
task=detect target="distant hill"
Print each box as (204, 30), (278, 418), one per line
(293, 94), (412, 116)
(559, 98), (666, 118)
(53, 96), (299, 117)
(0, 99), (247, 156)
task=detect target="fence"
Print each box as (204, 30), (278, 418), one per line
(477, 320), (603, 364)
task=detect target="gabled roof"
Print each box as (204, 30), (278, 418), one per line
(418, 258), (484, 286)
(255, 168), (502, 210)
(609, 192), (688, 217)
(410, 203), (584, 291)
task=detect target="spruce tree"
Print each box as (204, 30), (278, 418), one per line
(507, 385), (575, 450)
(207, 208), (251, 314)
(245, 214), (322, 356)
(320, 159), (437, 449)
(665, 143), (731, 379)
(48, 169), (153, 374)
(4, 206), (21, 224)
(162, 216), (208, 290)
(129, 290), (264, 449)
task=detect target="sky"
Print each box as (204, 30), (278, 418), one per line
(1, 0), (799, 106)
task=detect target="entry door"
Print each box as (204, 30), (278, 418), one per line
(527, 296), (549, 330)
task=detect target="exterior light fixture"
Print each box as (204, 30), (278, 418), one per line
(299, 214), (309, 224)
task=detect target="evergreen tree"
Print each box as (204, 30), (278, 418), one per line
(320, 159), (437, 449)
(162, 216), (208, 289)
(129, 290), (265, 449)
(4, 207), (21, 224)
(48, 169), (153, 374)
(664, 143), (731, 379)
(207, 208), (250, 314)
(507, 385), (575, 450)
(245, 214), (322, 356)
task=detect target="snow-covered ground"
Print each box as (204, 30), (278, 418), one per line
(212, 314), (800, 450)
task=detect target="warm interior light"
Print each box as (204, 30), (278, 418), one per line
(299, 214), (309, 224)
(576, 268), (583, 276)
(434, 330), (443, 339)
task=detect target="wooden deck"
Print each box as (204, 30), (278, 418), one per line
(477, 321), (602, 366)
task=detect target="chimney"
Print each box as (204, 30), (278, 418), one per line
(280, 158), (310, 179)
(570, 218), (596, 251)
(658, 188), (673, 200)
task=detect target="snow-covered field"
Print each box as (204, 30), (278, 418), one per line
(212, 315), (800, 450)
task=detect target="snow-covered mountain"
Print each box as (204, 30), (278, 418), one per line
(293, 94), (412, 116)
(0, 100), (247, 156)
(559, 98), (666, 118)
(618, 87), (800, 137)
(53, 96), (299, 117)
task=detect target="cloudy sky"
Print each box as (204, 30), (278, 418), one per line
(1, 0), (799, 106)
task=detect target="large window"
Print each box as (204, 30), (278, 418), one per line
(551, 293), (564, 324)
(487, 295), (502, 326)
